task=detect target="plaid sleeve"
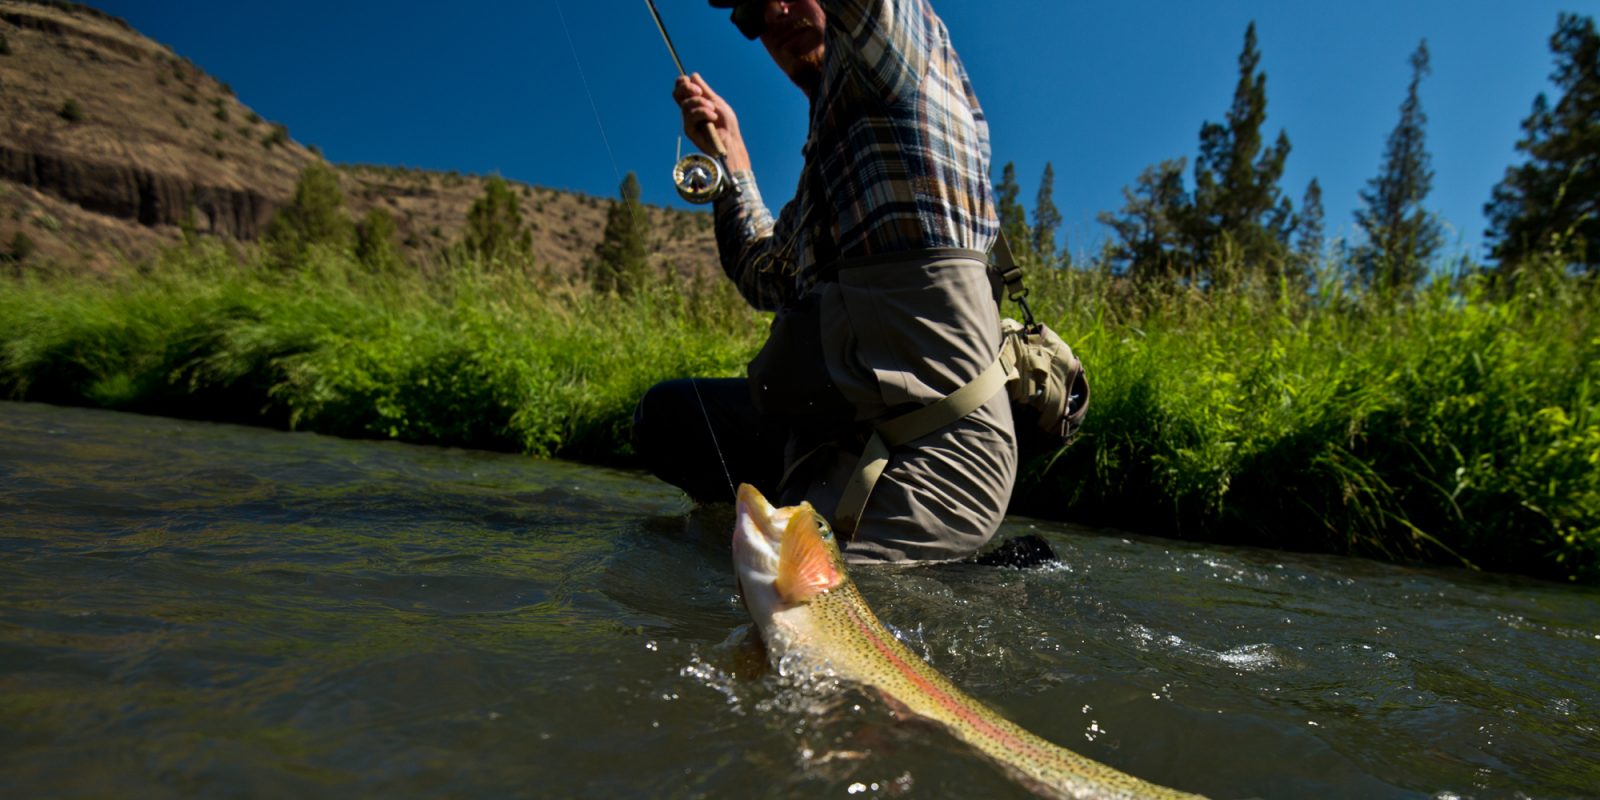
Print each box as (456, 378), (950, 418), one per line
(820, 0), (931, 100)
(712, 170), (803, 311)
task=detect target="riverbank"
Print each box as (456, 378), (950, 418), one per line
(2, 245), (1595, 582)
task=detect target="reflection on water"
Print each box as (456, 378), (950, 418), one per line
(1, 401), (1597, 798)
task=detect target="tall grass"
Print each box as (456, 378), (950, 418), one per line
(0, 244), (763, 463)
(1, 245), (1595, 582)
(1017, 258), (1598, 582)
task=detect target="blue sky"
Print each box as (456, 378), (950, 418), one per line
(95, 0), (1580, 262)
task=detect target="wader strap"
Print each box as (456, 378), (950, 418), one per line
(834, 355), (1010, 536)
(991, 231), (1035, 327)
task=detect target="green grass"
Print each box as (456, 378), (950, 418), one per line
(1, 244), (1595, 582)
(0, 244), (761, 463)
(1016, 259), (1599, 582)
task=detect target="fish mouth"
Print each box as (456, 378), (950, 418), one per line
(734, 484), (792, 584)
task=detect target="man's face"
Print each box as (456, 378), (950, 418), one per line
(755, 0), (826, 95)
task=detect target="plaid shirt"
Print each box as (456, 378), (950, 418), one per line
(713, 0), (998, 311)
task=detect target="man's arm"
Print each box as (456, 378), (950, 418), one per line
(675, 74), (798, 310)
(819, 0), (932, 101)
(713, 170), (805, 311)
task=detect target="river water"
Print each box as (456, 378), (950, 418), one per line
(1, 401), (1597, 799)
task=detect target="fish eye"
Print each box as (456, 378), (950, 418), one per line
(813, 512), (835, 541)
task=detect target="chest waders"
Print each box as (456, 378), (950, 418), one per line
(759, 232), (1085, 541)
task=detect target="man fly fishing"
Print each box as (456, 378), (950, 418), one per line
(634, 0), (1018, 564)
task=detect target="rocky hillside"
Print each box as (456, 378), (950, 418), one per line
(0, 0), (718, 276)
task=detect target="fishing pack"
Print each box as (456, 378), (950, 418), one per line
(991, 232), (1091, 452)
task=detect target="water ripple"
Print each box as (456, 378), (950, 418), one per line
(2, 401), (1598, 799)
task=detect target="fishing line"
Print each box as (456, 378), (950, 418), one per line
(553, 0), (663, 290)
(553, 0), (625, 190)
(555, 0), (737, 499)
(690, 378), (737, 500)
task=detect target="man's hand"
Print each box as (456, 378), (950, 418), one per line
(674, 73), (752, 173)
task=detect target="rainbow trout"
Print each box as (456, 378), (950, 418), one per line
(732, 484), (1205, 800)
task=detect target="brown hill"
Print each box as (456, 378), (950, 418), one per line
(0, 0), (718, 276)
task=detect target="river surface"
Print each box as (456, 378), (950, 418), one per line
(1, 401), (1597, 799)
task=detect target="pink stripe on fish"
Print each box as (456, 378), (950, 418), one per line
(839, 599), (1056, 765)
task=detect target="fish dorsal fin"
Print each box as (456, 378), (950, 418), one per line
(774, 506), (843, 604)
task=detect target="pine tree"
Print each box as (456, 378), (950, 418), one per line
(356, 207), (402, 272)
(1352, 40), (1442, 294)
(591, 172), (652, 295)
(1097, 158), (1191, 280)
(1191, 21), (1295, 279)
(264, 163), (352, 268)
(1294, 178), (1325, 280)
(465, 176), (531, 260)
(1485, 13), (1600, 272)
(1032, 162), (1062, 268)
(178, 205), (201, 248)
(994, 161), (1035, 266)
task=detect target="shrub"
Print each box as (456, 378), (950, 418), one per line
(354, 207), (402, 272)
(464, 176), (531, 260)
(261, 124), (288, 149)
(263, 163), (352, 267)
(7, 231), (35, 262)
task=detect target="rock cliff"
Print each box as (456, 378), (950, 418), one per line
(0, 0), (715, 276)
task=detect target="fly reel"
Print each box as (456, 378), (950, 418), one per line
(648, 0), (735, 205)
(673, 151), (726, 204)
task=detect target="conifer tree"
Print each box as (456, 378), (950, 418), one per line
(1352, 40), (1441, 294)
(356, 207), (402, 272)
(1485, 13), (1600, 272)
(994, 161), (1035, 266)
(178, 206), (201, 248)
(465, 176), (532, 260)
(1191, 21), (1294, 278)
(1032, 162), (1062, 268)
(264, 163), (352, 268)
(1098, 158), (1191, 280)
(591, 172), (652, 295)
(1295, 178), (1325, 279)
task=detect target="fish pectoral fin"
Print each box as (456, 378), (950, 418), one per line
(775, 507), (842, 603)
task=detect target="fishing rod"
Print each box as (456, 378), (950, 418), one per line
(645, 0), (732, 203)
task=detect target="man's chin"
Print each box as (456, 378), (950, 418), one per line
(787, 47), (825, 96)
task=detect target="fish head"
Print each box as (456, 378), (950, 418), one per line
(732, 483), (847, 642)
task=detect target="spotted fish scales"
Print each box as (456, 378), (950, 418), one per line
(732, 483), (1206, 800)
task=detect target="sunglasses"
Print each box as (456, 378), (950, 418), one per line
(730, 2), (765, 40)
